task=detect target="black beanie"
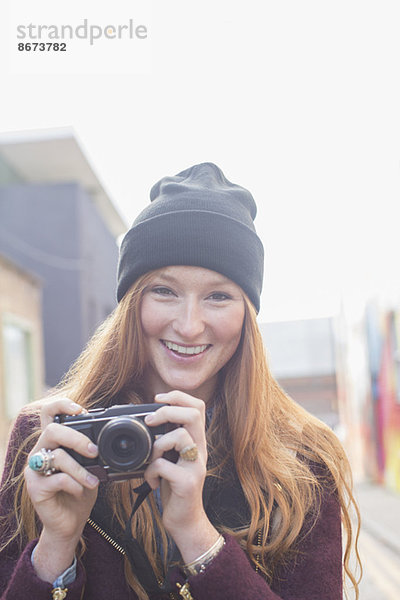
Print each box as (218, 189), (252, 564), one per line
(117, 162), (264, 311)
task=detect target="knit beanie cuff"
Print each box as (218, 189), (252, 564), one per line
(117, 211), (263, 311)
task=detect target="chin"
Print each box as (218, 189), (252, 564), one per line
(166, 380), (203, 393)
(162, 375), (210, 396)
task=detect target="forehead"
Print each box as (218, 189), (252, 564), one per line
(149, 265), (240, 289)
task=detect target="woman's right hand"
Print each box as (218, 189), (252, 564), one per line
(24, 397), (99, 582)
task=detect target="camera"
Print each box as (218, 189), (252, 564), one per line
(54, 403), (178, 482)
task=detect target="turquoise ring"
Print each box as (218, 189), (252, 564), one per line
(28, 448), (55, 476)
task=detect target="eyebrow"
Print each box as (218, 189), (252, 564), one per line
(152, 272), (235, 288)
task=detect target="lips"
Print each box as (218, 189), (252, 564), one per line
(161, 340), (210, 356)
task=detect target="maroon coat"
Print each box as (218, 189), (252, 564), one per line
(0, 411), (343, 600)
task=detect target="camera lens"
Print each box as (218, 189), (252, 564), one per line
(111, 435), (136, 457)
(97, 417), (153, 471)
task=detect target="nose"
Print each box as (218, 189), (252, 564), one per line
(172, 298), (206, 340)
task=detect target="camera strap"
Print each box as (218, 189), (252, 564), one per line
(123, 481), (174, 596)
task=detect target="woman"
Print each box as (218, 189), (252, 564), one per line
(0, 162), (361, 600)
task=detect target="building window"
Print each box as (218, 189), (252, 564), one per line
(2, 316), (34, 419)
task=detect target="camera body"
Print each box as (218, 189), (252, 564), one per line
(54, 403), (177, 482)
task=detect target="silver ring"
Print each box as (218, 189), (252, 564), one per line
(28, 448), (56, 476)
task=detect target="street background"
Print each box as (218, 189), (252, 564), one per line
(355, 483), (400, 599)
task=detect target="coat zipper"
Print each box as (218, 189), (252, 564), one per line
(87, 518), (126, 555)
(255, 528), (262, 573)
(86, 519), (179, 599)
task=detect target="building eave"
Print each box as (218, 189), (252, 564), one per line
(0, 127), (128, 238)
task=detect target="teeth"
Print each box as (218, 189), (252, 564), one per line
(163, 341), (208, 355)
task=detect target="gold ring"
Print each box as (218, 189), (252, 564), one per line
(179, 444), (198, 462)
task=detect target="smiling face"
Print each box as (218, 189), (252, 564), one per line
(140, 266), (245, 403)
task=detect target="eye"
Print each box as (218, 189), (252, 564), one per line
(207, 292), (232, 301)
(151, 286), (175, 296)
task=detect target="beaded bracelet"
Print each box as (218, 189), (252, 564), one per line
(181, 535), (225, 577)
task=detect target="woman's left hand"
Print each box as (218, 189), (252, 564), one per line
(143, 390), (220, 563)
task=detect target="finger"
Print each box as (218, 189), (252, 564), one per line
(145, 406), (205, 445)
(145, 457), (205, 492)
(145, 406), (206, 455)
(48, 448), (99, 489)
(152, 427), (199, 462)
(155, 391), (206, 416)
(40, 397), (87, 429)
(24, 465), (86, 501)
(30, 422), (98, 460)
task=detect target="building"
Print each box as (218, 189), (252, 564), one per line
(261, 316), (371, 481)
(260, 318), (339, 429)
(0, 254), (45, 463)
(0, 129), (127, 392)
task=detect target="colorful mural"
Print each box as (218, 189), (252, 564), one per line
(366, 306), (400, 493)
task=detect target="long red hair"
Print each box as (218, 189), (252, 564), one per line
(1, 269), (361, 599)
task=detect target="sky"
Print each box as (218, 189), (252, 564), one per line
(1, 1), (399, 323)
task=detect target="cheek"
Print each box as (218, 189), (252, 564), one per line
(216, 309), (244, 348)
(140, 299), (164, 338)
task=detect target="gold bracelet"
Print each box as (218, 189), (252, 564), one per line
(182, 534), (225, 577)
